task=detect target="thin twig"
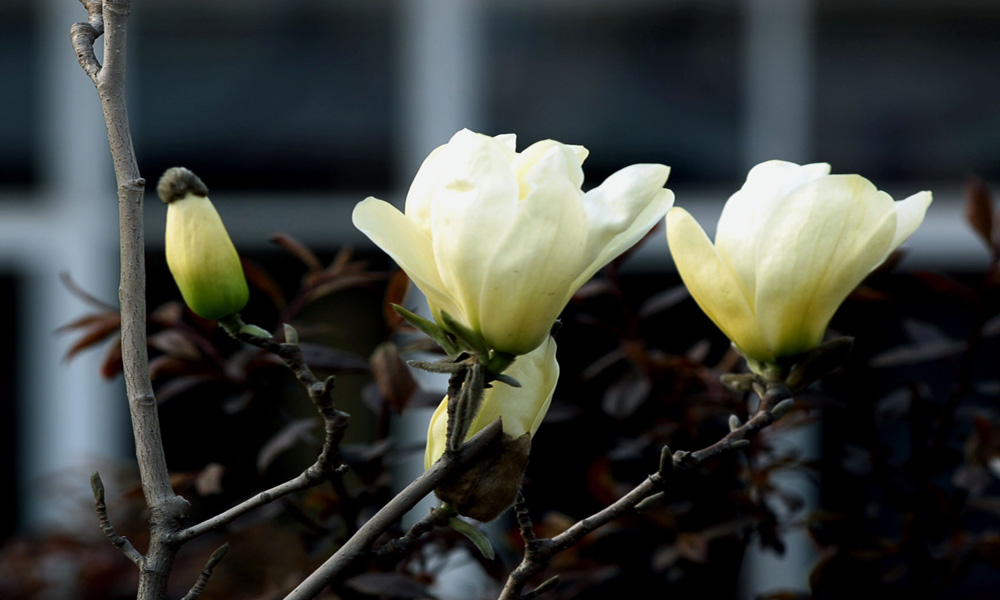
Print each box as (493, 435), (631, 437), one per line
(512, 490), (536, 545)
(173, 414), (350, 543)
(91, 472), (143, 566)
(498, 383), (793, 599)
(374, 504), (458, 559)
(283, 419), (505, 600)
(180, 543), (229, 600)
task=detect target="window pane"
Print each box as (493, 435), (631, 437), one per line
(484, 3), (741, 186)
(815, 4), (1000, 180)
(133, 1), (394, 192)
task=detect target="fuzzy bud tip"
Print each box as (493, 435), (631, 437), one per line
(158, 167), (209, 203)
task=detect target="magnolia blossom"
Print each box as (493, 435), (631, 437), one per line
(666, 160), (932, 366)
(353, 129), (673, 357)
(425, 336), (559, 469)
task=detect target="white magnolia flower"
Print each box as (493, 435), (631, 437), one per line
(353, 129), (673, 357)
(667, 160), (932, 365)
(425, 335), (559, 469)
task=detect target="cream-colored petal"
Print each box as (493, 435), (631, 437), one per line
(404, 144), (449, 231)
(514, 140), (586, 191)
(493, 133), (518, 155)
(429, 131), (521, 335)
(424, 337), (560, 469)
(424, 398), (450, 469)
(666, 208), (773, 362)
(888, 191), (933, 253)
(716, 161), (831, 305)
(476, 168), (590, 355)
(752, 175), (897, 357)
(572, 164), (674, 292)
(352, 197), (464, 322)
(470, 336), (559, 437)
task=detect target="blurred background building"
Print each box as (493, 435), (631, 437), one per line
(1, 0), (998, 595)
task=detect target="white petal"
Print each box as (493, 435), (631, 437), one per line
(888, 190), (933, 253)
(352, 197), (463, 322)
(752, 175), (897, 356)
(424, 336), (560, 469)
(666, 208), (772, 362)
(717, 161), (831, 304)
(477, 170), (590, 355)
(429, 131), (521, 335)
(573, 164), (674, 291)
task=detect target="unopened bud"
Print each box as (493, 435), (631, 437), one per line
(160, 167), (249, 320)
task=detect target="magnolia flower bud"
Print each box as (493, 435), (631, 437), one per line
(159, 167), (249, 320)
(353, 129), (673, 357)
(667, 160), (932, 368)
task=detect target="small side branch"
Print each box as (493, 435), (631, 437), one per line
(71, 0), (103, 84)
(499, 382), (793, 599)
(173, 415), (350, 543)
(283, 420), (504, 600)
(374, 504), (458, 559)
(180, 543), (229, 600)
(91, 472), (143, 566)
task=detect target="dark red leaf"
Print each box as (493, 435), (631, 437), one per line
(55, 312), (118, 333)
(100, 337), (123, 379)
(638, 284), (690, 319)
(602, 367), (651, 419)
(59, 271), (118, 311)
(303, 272), (386, 304)
(912, 269), (978, 303)
(369, 342), (417, 412)
(383, 269), (411, 328)
(241, 258), (287, 310)
(148, 329), (202, 360)
(270, 233), (323, 272)
(63, 318), (123, 360)
(257, 418), (318, 472)
(965, 175), (995, 247)
(156, 374), (220, 402)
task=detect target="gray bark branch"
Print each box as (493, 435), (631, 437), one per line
(498, 383), (792, 599)
(284, 419), (504, 600)
(72, 2), (188, 598)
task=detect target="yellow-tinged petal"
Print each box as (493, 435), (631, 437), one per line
(666, 208), (772, 362)
(352, 197), (464, 323)
(716, 161), (831, 303)
(165, 193), (249, 320)
(577, 164), (675, 291)
(752, 175), (898, 356)
(888, 191), (933, 255)
(424, 336), (559, 469)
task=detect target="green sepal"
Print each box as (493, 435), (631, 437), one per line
(392, 304), (460, 356)
(438, 310), (490, 362)
(447, 517), (496, 560)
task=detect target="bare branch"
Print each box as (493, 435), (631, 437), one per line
(73, 2), (188, 598)
(173, 412), (351, 543)
(91, 472), (143, 566)
(498, 383), (794, 599)
(283, 419), (505, 600)
(180, 543), (229, 600)
(70, 0), (103, 84)
(373, 504), (458, 559)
